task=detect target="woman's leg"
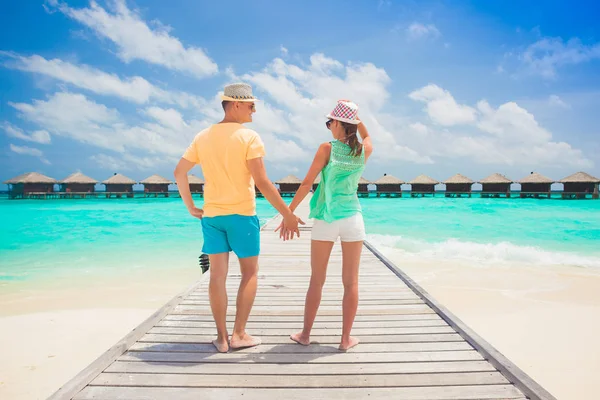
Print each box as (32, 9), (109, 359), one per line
(290, 239), (334, 345)
(339, 240), (362, 350)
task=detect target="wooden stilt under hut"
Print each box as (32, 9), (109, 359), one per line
(275, 175), (302, 197)
(443, 174), (474, 198)
(188, 174), (204, 195)
(312, 174), (321, 192)
(408, 174), (439, 197)
(518, 172), (554, 199)
(560, 171), (600, 199)
(479, 173), (512, 198)
(102, 173), (136, 198)
(358, 177), (371, 197)
(59, 172), (98, 198)
(140, 175), (173, 197)
(3, 172), (57, 199)
(374, 174), (404, 197)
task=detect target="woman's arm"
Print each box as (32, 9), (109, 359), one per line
(357, 119), (373, 161)
(288, 142), (331, 212)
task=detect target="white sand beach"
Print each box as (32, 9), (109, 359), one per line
(1, 258), (599, 400)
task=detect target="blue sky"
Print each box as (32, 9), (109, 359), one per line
(1, 0), (599, 189)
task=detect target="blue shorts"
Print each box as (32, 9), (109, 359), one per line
(201, 214), (261, 258)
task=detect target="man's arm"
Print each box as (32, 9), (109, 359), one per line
(174, 158), (203, 219)
(247, 157), (301, 239)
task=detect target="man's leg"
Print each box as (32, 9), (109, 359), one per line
(291, 240), (334, 345)
(208, 252), (230, 353)
(230, 255), (261, 349)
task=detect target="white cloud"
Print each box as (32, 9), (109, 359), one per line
(49, 0), (218, 78)
(2, 122), (51, 144)
(91, 152), (170, 171)
(9, 92), (206, 160)
(548, 94), (570, 109)
(1, 52), (205, 109)
(477, 100), (551, 143)
(406, 23), (441, 40)
(409, 84), (477, 126)
(10, 144), (51, 164)
(280, 45), (288, 55)
(521, 37), (600, 79)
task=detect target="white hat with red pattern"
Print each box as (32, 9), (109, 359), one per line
(326, 100), (360, 125)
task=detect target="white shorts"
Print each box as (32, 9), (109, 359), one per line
(311, 213), (366, 242)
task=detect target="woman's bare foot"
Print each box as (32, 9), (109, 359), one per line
(290, 332), (310, 346)
(230, 333), (262, 349)
(339, 336), (359, 351)
(212, 338), (229, 353)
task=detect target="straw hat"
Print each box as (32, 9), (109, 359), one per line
(326, 100), (360, 125)
(220, 83), (260, 102)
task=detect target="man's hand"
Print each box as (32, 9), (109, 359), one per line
(276, 214), (305, 241)
(188, 207), (204, 219)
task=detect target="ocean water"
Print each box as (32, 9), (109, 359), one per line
(1, 196), (599, 284)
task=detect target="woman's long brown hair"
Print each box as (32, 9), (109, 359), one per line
(340, 121), (363, 157)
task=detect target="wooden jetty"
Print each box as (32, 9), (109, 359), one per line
(49, 197), (555, 399)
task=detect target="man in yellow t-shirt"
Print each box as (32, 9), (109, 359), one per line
(174, 83), (302, 353)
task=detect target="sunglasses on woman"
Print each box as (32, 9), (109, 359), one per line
(326, 119), (333, 129)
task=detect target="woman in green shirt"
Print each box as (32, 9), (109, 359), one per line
(278, 100), (373, 351)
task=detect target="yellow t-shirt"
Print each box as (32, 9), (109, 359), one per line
(182, 123), (266, 217)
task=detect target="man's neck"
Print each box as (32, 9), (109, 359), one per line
(220, 114), (243, 124)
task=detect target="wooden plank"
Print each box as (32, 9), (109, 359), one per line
(118, 350), (484, 363)
(74, 385), (527, 400)
(148, 325), (455, 336)
(364, 240), (557, 400)
(160, 313), (441, 322)
(156, 319), (449, 329)
(170, 305), (435, 316)
(139, 333), (465, 344)
(105, 359), (497, 375)
(90, 371), (508, 388)
(126, 341), (472, 354)
(179, 299), (424, 306)
(46, 278), (208, 400)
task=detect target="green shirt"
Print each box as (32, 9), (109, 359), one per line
(309, 140), (366, 222)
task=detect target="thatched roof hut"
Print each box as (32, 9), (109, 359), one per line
(443, 174), (474, 194)
(479, 173), (512, 196)
(374, 174), (404, 193)
(188, 174), (204, 193)
(518, 172), (554, 196)
(140, 174), (172, 193)
(102, 173), (136, 193)
(560, 172), (600, 199)
(276, 175), (302, 193)
(408, 174), (439, 194)
(59, 172), (98, 193)
(4, 172), (57, 197)
(358, 177), (371, 193)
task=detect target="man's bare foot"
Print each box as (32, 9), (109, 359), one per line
(339, 336), (359, 351)
(230, 333), (262, 349)
(290, 332), (310, 346)
(212, 338), (229, 353)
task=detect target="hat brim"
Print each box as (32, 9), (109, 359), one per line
(221, 95), (260, 102)
(326, 114), (360, 125)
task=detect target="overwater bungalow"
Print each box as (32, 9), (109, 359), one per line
(479, 173), (512, 198)
(374, 174), (404, 197)
(102, 173), (136, 198)
(188, 174), (204, 194)
(518, 172), (554, 198)
(312, 174), (321, 192)
(358, 177), (371, 197)
(444, 174), (474, 197)
(59, 172), (98, 196)
(4, 172), (57, 199)
(560, 171), (600, 199)
(140, 174), (172, 197)
(276, 175), (302, 196)
(408, 174), (439, 197)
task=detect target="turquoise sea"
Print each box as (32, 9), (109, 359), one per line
(1, 196), (599, 284)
